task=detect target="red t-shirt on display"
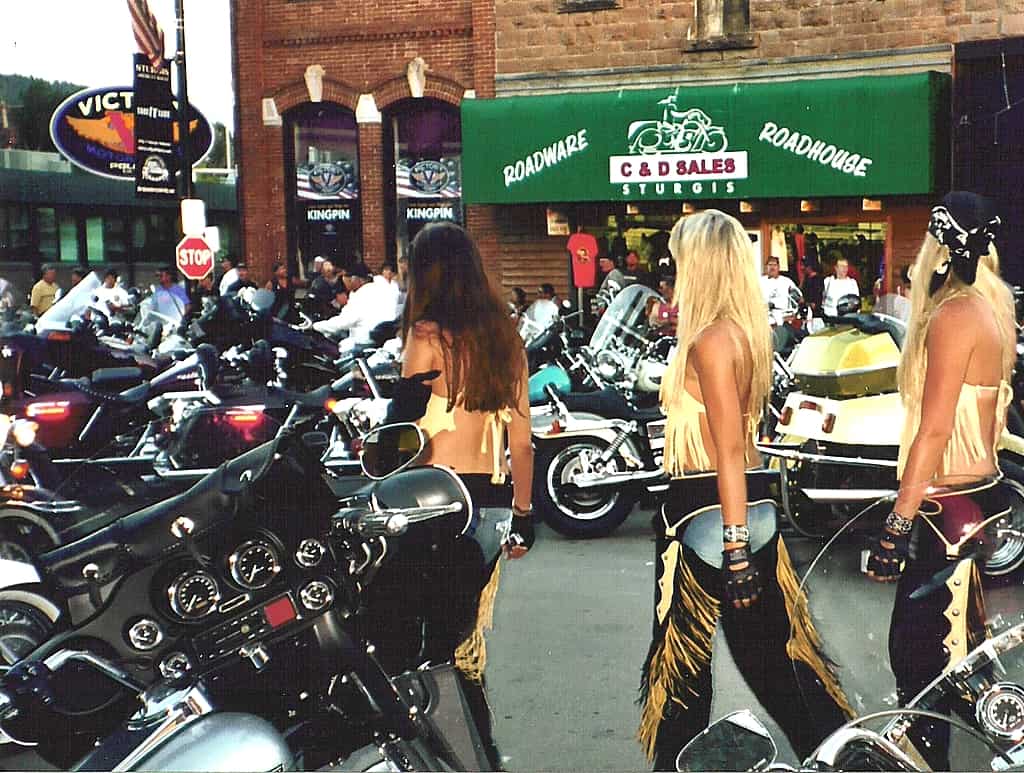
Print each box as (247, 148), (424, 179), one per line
(567, 233), (599, 288)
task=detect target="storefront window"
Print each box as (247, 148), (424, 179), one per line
(37, 208), (58, 261)
(8, 206), (30, 257)
(59, 215), (79, 264)
(85, 216), (104, 261)
(285, 103), (360, 270)
(386, 100), (462, 261)
(770, 221), (887, 299)
(102, 215), (129, 263)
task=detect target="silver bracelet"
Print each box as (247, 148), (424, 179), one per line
(723, 524), (750, 544)
(884, 510), (914, 535)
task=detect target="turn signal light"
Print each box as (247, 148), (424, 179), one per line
(779, 407), (793, 426)
(46, 331), (71, 342)
(324, 398), (338, 413)
(26, 400), (71, 420)
(549, 420), (563, 434)
(9, 460), (29, 480)
(822, 414), (837, 434)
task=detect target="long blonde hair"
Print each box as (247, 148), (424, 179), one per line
(660, 210), (772, 457)
(898, 234), (1015, 417)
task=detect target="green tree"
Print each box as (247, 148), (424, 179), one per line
(14, 78), (76, 152)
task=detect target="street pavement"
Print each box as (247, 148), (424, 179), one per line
(487, 507), (1024, 771)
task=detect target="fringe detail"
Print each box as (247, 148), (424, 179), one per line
(454, 559), (502, 683)
(637, 546), (720, 761)
(662, 413), (711, 476)
(775, 537), (855, 720)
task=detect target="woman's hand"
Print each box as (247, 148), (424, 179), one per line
(722, 544), (762, 608)
(866, 530), (909, 582)
(504, 509), (535, 560)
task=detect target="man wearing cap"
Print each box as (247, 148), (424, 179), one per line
(153, 266), (191, 320)
(218, 255), (239, 296)
(30, 264), (61, 316)
(313, 263), (394, 344)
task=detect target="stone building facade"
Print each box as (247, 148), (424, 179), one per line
(232, 1), (1024, 294)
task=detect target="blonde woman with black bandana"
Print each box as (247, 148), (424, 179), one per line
(866, 191), (1014, 770)
(638, 210), (852, 770)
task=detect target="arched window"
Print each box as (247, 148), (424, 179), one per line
(384, 99), (462, 262)
(284, 102), (361, 272)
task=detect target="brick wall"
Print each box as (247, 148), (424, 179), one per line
(495, 0), (1024, 75)
(232, 0), (493, 280)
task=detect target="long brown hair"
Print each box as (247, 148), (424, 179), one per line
(402, 222), (525, 413)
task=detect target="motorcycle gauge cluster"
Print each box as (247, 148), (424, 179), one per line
(977, 683), (1024, 740)
(168, 569), (221, 620)
(228, 540), (281, 590)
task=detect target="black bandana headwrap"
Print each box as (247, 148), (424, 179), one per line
(926, 191), (1001, 295)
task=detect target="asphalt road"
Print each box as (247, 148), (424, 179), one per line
(486, 508), (1024, 771)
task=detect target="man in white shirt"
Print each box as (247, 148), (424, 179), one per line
(313, 264), (395, 344)
(91, 268), (130, 321)
(759, 256), (799, 326)
(218, 256), (239, 296)
(822, 258), (861, 318)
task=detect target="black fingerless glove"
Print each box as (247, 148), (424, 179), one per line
(507, 514), (535, 552)
(722, 545), (763, 607)
(385, 370), (440, 424)
(867, 530), (909, 579)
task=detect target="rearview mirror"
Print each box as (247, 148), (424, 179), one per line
(675, 710), (777, 772)
(359, 423), (425, 480)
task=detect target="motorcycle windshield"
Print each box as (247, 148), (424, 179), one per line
(589, 284), (662, 353)
(788, 472), (1024, 771)
(35, 272), (102, 333)
(517, 299), (560, 347)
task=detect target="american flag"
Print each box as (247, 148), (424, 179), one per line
(128, 0), (166, 68)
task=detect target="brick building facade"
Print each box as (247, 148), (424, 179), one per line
(231, 0), (498, 281)
(232, 1), (1024, 296)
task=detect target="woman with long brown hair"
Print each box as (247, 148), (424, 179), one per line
(867, 192), (1014, 769)
(388, 221), (533, 770)
(638, 210), (851, 770)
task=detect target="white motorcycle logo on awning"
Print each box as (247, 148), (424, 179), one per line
(627, 95), (728, 155)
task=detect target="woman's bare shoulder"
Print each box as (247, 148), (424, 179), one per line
(693, 319), (743, 359)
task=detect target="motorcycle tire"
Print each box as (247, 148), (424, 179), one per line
(0, 516), (54, 564)
(984, 457), (1024, 578)
(0, 599), (55, 667)
(535, 438), (639, 539)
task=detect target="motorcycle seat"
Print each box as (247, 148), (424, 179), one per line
(268, 383), (334, 411)
(560, 388), (664, 423)
(89, 366), (144, 387)
(53, 376), (152, 405)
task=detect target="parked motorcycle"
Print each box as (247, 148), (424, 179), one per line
(0, 423), (506, 770)
(761, 311), (1024, 576)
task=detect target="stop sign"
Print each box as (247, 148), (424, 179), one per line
(175, 235), (214, 280)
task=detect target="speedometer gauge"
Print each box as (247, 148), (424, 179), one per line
(168, 570), (220, 619)
(977, 683), (1024, 740)
(229, 541), (281, 590)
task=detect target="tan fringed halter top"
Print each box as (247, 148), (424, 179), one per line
(897, 380), (1012, 480)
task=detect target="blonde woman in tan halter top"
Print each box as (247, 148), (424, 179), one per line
(638, 210), (851, 770)
(866, 192), (1015, 770)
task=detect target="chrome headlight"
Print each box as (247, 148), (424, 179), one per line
(596, 350), (625, 381)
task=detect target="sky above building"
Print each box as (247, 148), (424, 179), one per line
(0, 0), (234, 129)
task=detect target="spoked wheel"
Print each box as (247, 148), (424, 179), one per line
(535, 439), (639, 539)
(983, 473), (1024, 578)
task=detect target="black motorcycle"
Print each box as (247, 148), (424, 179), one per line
(0, 424), (506, 770)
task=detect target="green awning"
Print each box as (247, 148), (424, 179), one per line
(461, 72), (949, 204)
